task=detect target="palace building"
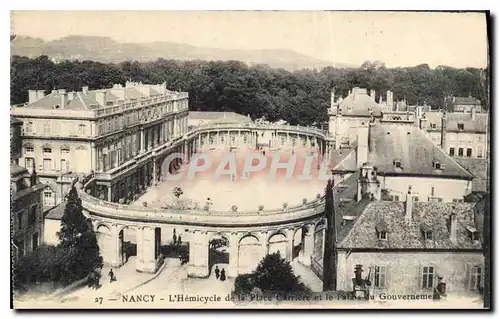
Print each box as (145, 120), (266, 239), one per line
(10, 81), (190, 206)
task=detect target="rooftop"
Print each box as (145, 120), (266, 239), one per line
(338, 201), (481, 250)
(425, 111), (488, 133)
(45, 202), (66, 220)
(337, 87), (389, 117)
(12, 182), (46, 202)
(10, 163), (28, 177)
(15, 81), (184, 111)
(188, 111), (252, 124)
(336, 124), (473, 179)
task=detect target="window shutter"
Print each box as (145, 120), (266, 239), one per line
(384, 265), (390, 289)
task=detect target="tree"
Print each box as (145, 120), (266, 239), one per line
(57, 187), (102, 284)
(322, 179), (336, 291)
(234, 252), (308, 295)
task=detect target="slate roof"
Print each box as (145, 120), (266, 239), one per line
(10, 163), (27, 176)
(22, 91), (99, 111)
(368, 124), (473, 178)
(337, 88), (389, 117)
(337, 201), (482, 250)
(45, 202), (65, 220)
(453, 157), (489, 192)
(334, 124), (473, 179)
(330, 148), (356, 172)
(425, 111), (488, 133)
(10, 117), (23, 124)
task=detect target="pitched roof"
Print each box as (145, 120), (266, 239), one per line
(22, 91), (99, 111)
(425, 111), (488, 133)
(367, 124), (473, 178)
(452, 157), (489, 192)
(330, 147), (356, 172)
(338, 201), (481, 250)
(337, 88), (389, 117)
(45, 202), (65, 220)
(10, 163), (27, 176)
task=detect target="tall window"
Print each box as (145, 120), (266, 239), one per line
(18, 240), (25, 257)
(43, 123), (51, 134)
(422, 266), (435, 289)
(43, 190), (55, 207)
(28, 205), (37, 226)
(25, 122), (33, 134)
(60, 159), (69, 172)
(449, 147), (455, 156)
(458, 123), (465, 130)
(32, 233), (39, 251)
(374, 266), (387, 288)
(466, 148), (472, 157)
(78, 124), (86, 135)
(43, 158), (52, 171)
(458, 148), (464, 157)
(477, 145), (483, 158)
(25, 157), (34, 170)
(17, 212), (22, 230)
(469, 266), (483, 292)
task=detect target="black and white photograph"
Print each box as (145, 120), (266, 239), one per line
(8, 10), (491, 309)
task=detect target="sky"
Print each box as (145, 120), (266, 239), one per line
(10, 11), (489, 68)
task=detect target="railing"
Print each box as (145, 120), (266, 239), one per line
(310, 256), (324, 280)
(77, 178), (325, 226)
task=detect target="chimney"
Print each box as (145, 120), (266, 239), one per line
(471, 107), (477, 121)
(95, 90), (107, 106)
(356, 121), (369, 167)
(370, 89), (376, 102)
(440, 111), (447, 150)
(37, 90), (45, 100)
(82, 86), (89, 95)
(405, 186), (413, 222)
(449, 213), (458, 243)
(28, 90), (38, 104)
(60, 91), (68, 109)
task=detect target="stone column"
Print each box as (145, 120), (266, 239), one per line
(100, 224), (124, 268)
(228, 232), (239, 277)
(140, 129), (145, 152)
(188, 230), (209, 277)
(301, 224), (314, 266)
(152, 159), (157, 185)
(136, 226), (160, 273)
(260, 231), (268, 261)
(107, 184), (112, 202)
(286, 228), (295, 262)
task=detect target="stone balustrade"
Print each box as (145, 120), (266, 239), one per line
(78, 180), (325, 227)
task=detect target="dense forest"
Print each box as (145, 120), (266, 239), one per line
(10, 56), (488, 126)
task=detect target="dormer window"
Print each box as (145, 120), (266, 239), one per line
(378, 231), (387, 240)
(393, 159), (402, 170)
(420, 224), (433, 240)
(458, 123), (465, 130)
(376, 221), (389, 240)
(432, 159), (443, 170)
(466, 225), (480, 241)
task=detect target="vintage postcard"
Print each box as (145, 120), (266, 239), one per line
(9, 10), (491, 309)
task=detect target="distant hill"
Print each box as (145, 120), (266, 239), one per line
(10, 35), (357, 70)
